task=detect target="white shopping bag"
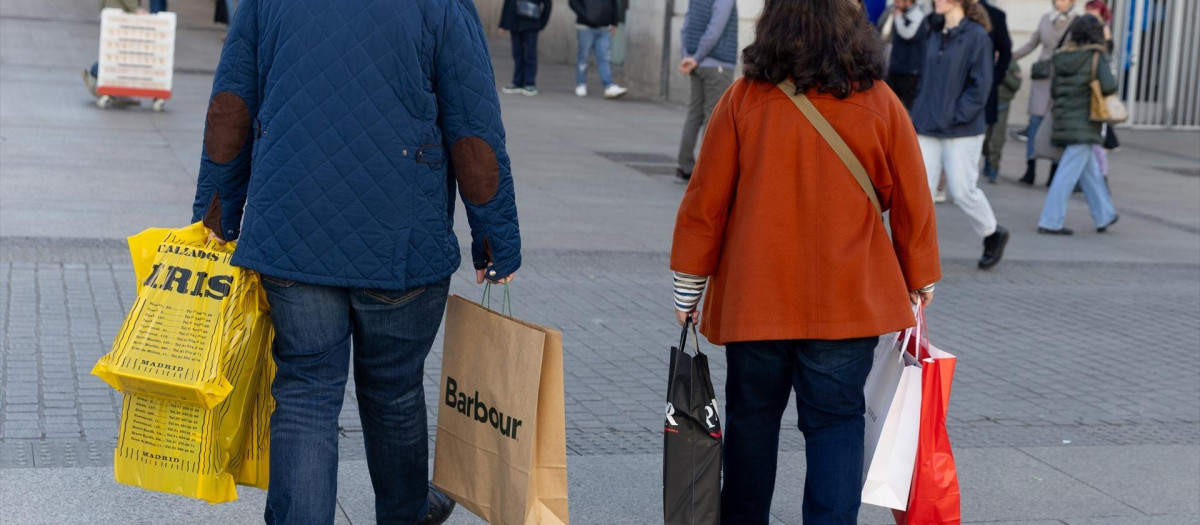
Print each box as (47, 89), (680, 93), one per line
(861, 326), (923, 510)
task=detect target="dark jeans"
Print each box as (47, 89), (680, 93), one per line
(677, 66), (734, 174)
(511, 30), (539, 88)
(721, 337), (879, 525)
(260, 276), (451, 525)
(886, 73), (920, 111)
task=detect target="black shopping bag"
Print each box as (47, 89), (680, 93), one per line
(663, 319), (722, 525)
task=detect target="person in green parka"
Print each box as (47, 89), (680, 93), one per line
(1037, 15), (1118, 235)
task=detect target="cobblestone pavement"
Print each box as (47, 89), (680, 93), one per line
(3, 239), (1198, 466)
(1, 0), (1199, 522)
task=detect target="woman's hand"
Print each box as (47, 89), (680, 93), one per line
(676, 309), (699, 326)
(908, 290), (934, 307)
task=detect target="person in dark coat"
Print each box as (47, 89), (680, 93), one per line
(911, 0), (1009, 270)
(1037, 15), (1118, 235)
(980, 0), (1012, 182)
(886, 0), (930, 110)
(500, 0), (552, 96)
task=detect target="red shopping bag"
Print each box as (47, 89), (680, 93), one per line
(893, 306), (961, 525)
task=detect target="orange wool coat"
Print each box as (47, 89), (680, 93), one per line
(671, 78), (941, 345)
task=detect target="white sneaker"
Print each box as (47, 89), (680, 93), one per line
(934, 189), (947, 203)
(604, 84), (628, 99)
(575, 84), (587, 97)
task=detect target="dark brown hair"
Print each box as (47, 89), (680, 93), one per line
(741, 0), (883, 99)
(961, 0), (993, 33)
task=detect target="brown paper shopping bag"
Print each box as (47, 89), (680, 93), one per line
(433, 295), (569, 524)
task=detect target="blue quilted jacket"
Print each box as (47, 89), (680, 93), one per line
(192, 0), (521, 290)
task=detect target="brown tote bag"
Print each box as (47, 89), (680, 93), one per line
(433, 293), (569, 524)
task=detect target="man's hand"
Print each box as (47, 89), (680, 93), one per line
(476, 269), (516, 285)
(610, 25), (618, 36)
(675, 309), (699, 326)
(908, 290), (934, 307)
(679, 57), (699, 75)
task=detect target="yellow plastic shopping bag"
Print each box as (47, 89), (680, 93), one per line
(93, 222), (270, 408)
(112, 338), (274, 503)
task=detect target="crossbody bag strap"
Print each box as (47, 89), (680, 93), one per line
(777, 81), (883, 219)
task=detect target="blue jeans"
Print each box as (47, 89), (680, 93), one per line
(576, 27), (613, 87)
(261, 276), (451, 525)
(721, 337), (878, 525)
(1025, 114), (1044, 160)
(1038, 144), (1116, 230)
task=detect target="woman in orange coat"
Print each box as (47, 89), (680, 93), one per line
(669, 0), (941, 522)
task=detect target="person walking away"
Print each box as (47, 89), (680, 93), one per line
(670, 1), (941, 522)
(82, 0), (168, 98)
(1036, 15), (1118, 235)
(985, 61), (1023, 183)
(886, 0), (930, 110)
(911, 0), (1009, 270)
(1012, 0), (1077, 185)
(570, 0), (628, 98)
(674, 0), (737, 183)
(980, 0), (1011, 183)
(500, 0), (552, 96)
(191, 1), (522, 523)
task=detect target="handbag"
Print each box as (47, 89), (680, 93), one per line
(1030, 59), (1053, 80)
(662, 318), (722, 525)
(777, 80), (883, 219)
(516, 0), (542, 19)
(1088, 52), (1128, 124)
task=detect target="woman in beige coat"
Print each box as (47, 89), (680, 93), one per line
(1013, 0), (1077, 185)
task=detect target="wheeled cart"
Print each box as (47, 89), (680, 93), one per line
(95, 8), (176, 112)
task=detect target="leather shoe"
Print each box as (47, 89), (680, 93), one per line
(1097, 215), (1119, 233)
(418, 482), (456, 525)
(978, 225), (1010, 270)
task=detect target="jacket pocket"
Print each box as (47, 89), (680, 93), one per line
(416, 144), (444, 165)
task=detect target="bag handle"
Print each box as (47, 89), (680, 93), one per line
(1090, 51), (1099, 82)
(676, 315), (704, 357)
(777, 80), (883, 219)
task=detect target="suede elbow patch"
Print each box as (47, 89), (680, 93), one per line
(204, 91), (251, 164)
(452, 137), (500, 205)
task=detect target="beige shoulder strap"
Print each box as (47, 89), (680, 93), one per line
(777, 81), (883, 219)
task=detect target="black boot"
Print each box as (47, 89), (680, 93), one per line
(1046, 162), (1058, 187)
(418, 482), (456, 525)
(978, 226), (1010, 270)
(1019, 159), (1036, 185)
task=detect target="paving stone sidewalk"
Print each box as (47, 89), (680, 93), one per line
(1, 0), (1198, 523)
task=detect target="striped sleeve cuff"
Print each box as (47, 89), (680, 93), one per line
(673, 271), (709, 312)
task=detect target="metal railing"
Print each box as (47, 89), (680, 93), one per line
(1109, 0), (1200, 129)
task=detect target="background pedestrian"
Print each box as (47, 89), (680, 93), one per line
(886, 0), (931, 110)
(911, 0), (1010, 269)
(1012, 0), (1078, 186)
(569, 0), (628, 98)
(1036, 15), (1119, 235)
(980, 0), (1012, 183)
(500, 0), (553, 96)
(671, 0), (941, 522)
(674, 0), (737, 183)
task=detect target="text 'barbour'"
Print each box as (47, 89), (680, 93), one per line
(444, 376), (523, 440)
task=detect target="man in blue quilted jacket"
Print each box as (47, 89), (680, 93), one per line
(191, 1), (521, 523)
